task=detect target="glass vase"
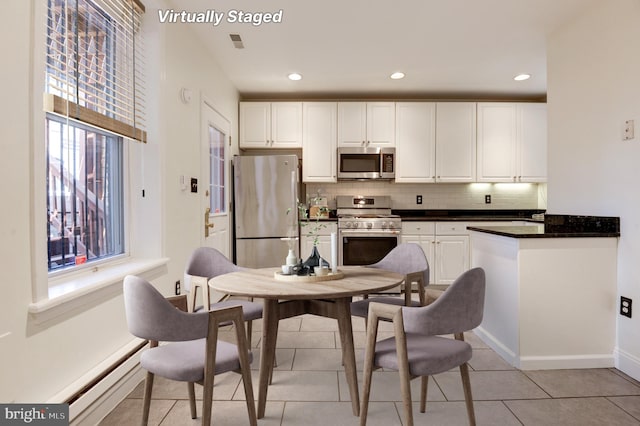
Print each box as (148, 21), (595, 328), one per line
(301, 245), (330, 271)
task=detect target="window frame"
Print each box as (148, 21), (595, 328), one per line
(30, 0), (152, 309)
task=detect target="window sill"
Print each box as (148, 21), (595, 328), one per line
(28, 257), (169, 326)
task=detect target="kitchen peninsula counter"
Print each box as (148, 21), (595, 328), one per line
(469, 214), (619, 371)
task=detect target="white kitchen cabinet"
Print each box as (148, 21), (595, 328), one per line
(401, 222), (436, 284)
(395, 102), (436, 182)
(435, 102), (477, 182)
(338, 102), (395, 147)
(517, 103), (547, 182)
(300, 222), (338, 265)
(477, 102), (547, 182)
(302, 102), (337, 182)
(402, 221), (473, 285)
(240, 102), (302, 148)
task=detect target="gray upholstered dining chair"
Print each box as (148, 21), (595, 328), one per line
(350, 243), (430, 321)
(359, 267), (486, 426)
(123, 275), (257, 426)
(184, 247), (263, 345)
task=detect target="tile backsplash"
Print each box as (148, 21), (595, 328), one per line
(306, 182), (546, 210)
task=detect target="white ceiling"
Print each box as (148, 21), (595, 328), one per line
(167, 0), (594, 100)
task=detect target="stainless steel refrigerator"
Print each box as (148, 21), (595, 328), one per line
(233, 155), (300, 268)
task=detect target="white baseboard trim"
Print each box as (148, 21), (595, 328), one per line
(615, 347), (640, 381)
(475, 327), (616, 370)
(474, 327), (518, 367)
(519, 354), (615, 370)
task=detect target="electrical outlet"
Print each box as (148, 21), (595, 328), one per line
(621, 296), (632, 318)
(485, 195), (491, 204)
(416, 195), (423, 205)
(175, 280), (181, 295)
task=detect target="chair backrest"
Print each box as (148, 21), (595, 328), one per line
(123, 275), (209, 342)
(369, 243), (430, 287)
(184, 247), (244, 292)
(401, 267), (485, 336)
(185, 247), (241, 278)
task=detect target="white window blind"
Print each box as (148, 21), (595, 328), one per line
(45, 0), (147, 142)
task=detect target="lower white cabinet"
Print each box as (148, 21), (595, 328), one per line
(401, 221), (472, 285)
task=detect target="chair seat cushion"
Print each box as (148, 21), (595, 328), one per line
(373, 334), (471, 376)
(195, 300), (263, 322)
(140, 339), (252, 382)
(350, 297), (421, 318)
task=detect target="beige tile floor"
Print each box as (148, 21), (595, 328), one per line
(101, 314), (640, 426)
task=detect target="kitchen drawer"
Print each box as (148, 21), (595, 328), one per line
(402, 222), (435, 235)
(435, 222), (471, 235)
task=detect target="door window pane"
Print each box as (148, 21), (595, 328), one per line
(209, 125), (226, 214)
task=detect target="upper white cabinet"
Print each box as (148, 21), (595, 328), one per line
(395, 102), (436, 182)
(302, 102), (337, 182)
(338, 102), (395, 147)
(477, 102), (547, 182)
(517, 103), (547, 182)
(435, 102), (477, 182)
(240, 102), (302, 148)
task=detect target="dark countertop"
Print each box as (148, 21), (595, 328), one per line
(394, 209), (545, 222)
(467, 215), (620, 238)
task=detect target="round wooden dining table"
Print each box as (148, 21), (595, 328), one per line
(209, 266), (404, 418)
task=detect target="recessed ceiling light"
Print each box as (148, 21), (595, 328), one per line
(514, 73), (531, 81)
(390, 72), (405, 80)
(288, 73), (302, 81)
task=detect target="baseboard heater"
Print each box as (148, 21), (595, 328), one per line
(48, 338), (148, 424)
(65, 340), (148, 406)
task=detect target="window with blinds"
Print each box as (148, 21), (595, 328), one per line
(44, 0), (145, 272)
(45, 0), (146, 142)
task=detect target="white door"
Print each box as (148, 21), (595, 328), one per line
(201, 100), (231, 257)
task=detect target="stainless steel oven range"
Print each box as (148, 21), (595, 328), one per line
(337, 195), (401, 266)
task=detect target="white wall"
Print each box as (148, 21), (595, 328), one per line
(547, 0), (640, 379)
(0, 0), (238, 405)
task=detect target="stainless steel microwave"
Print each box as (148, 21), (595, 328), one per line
(337, 147), (395, 180)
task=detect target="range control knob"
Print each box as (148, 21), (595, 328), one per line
(366, 222), (373, 229)
(345, 222), (352, 229)
(381, 221), (387, 229)
(388, 222), (396, 229)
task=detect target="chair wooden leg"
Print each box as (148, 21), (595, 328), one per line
(394, 320), (413, 426)
(460, 363), (476, 426)
(234, 317), (258, 426)
(246, 320), (253, 347)
(420, 376), (428, 413)
(188, 286), (198, 313)
(359, 310), (379, 426)
(141, 372), (154, 426)
(187, 382), (197, 419)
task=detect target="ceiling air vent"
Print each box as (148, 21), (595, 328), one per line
(229, 34), (244, 49)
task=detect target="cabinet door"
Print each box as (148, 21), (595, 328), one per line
(434, 235), (469, 284)
(517, 103), (547, 182)
(435, 102), (477, 182)
(337, 102), (367, 147)
(477, 103), (517, 182)
(401, 234), (436, 285)
(395, 102), (436, 182)
(271, 102), (302, 147)
(239, 102), (271, 148)
(367, 102), (396, 146)
(303, 102), (337, 182)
